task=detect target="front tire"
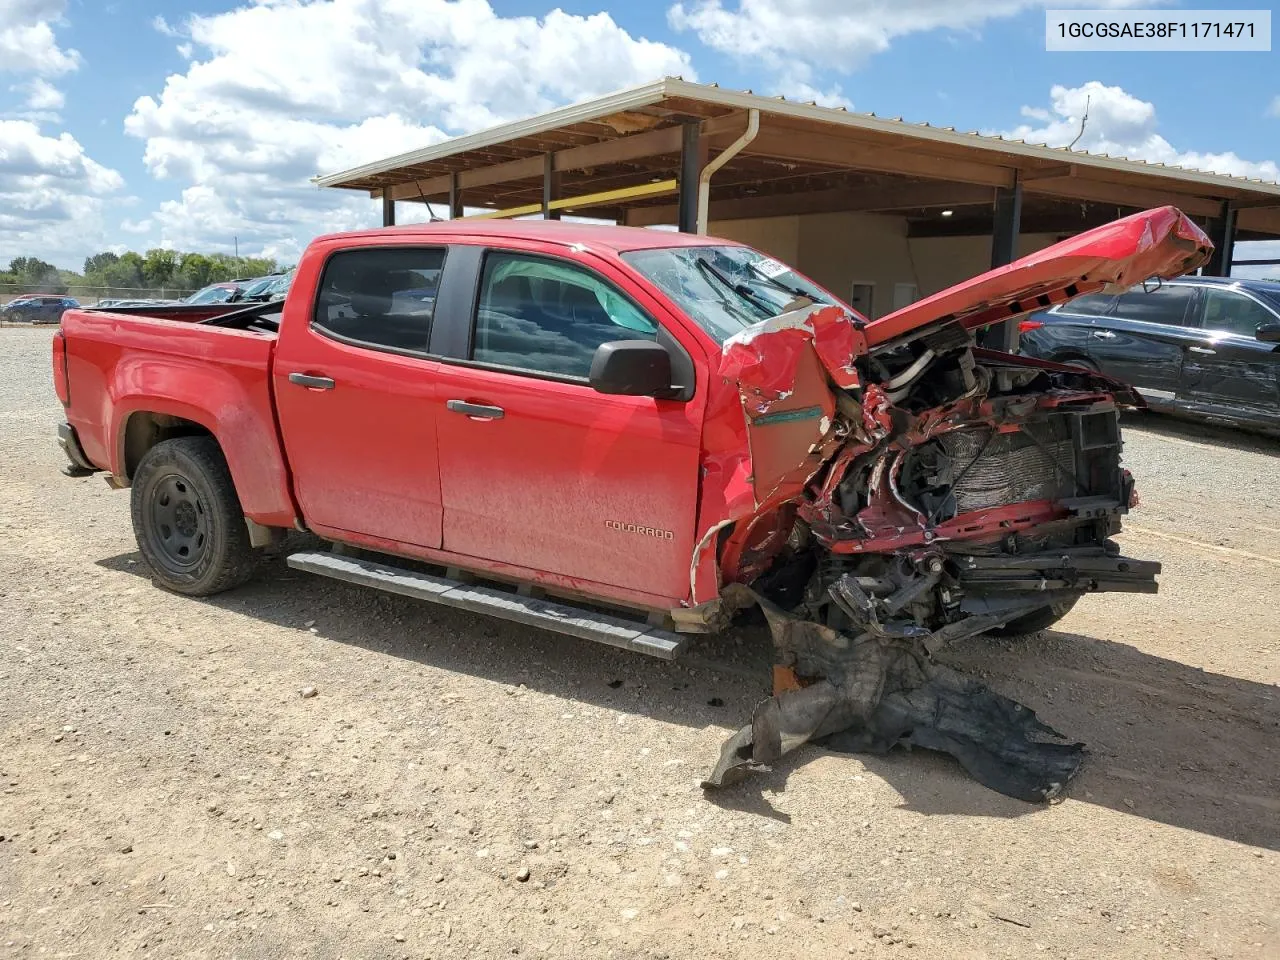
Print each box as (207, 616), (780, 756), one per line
(990, 596), (1080, 638)
(130, 436), (257, 596)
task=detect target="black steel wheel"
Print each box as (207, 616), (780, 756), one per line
(130, 436), (257, 596)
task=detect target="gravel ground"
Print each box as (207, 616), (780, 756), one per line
(2, 325), (1277, 959)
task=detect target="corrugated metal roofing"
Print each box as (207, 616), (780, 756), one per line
(314, 77), (1280, 200)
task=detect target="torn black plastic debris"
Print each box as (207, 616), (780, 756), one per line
(702, 586), (1085, 802)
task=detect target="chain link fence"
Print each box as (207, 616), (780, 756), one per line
(1, 283), (197, 307)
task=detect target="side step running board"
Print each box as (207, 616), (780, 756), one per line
(286, 552), (686, 660)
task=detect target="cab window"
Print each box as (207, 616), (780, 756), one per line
(1110, 284), (1197, 327)
(472, 252), (658, 378)
(313, 247), (445, 353)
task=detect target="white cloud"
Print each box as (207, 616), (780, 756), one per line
(124, 0), (694, 261)
(1268, 96), (1280, 119)
(0, 2), (128, 269)
(120, 217), (152, 234)
(999, 81), (1280, 182)
(667, 0), (1138, 88)
(0, 0), (80, 76)
(1002, 82), (1280, 277)
(22, 77), (64, 110)
(0, 120), (124, 267)
(152, 15), (183, 38)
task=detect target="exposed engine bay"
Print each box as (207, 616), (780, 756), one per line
(698, 307), (1163, 801)
(750, 340), (1159, 643)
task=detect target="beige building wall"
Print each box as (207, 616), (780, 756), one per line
(711, 211), (1063, 319)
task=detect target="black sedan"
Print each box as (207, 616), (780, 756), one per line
(1019, 276), (1280, 434)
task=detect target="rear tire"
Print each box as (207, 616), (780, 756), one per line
(990, 596), (1080, 638)
(130, 436), (257, 596)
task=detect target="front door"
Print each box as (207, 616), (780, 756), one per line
(273, 244), (449, 547)
(1181, 286), (1280, 414)
(432, 249), (702, 604)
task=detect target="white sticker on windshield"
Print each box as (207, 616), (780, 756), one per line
(755, 256), (790, 278)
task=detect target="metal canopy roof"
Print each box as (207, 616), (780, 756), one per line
(314, 77), (1280, 240)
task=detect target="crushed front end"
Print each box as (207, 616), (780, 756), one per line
(693, 206), (1212, 801)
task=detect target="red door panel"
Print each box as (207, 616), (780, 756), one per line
(273, 326), (444, 547)
(434, 363), (701, 603)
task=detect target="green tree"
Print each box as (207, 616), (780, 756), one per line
(8, 257), (65, 293)
(143, 248), (178, 287)
(176, 252), (214, 290)
(83, 252), (120, 275)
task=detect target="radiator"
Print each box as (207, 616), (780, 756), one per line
(940, 423), (1078, 513)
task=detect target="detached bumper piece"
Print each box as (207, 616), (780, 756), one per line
(954, 545), (1161, 605)
(703, 585), (1085, 803)
(57, 422), (97, 477)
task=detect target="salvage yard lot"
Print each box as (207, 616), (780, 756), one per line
(2, 325), (1277, 959)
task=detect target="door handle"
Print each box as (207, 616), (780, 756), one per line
(288, 372), (336, 390)
(446, 399), (505, 420)
(1187, 346), (1216, 355)
(1091, 330), (1117, 340)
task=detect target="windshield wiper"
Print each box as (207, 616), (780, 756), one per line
(693, 257), (780, 319)
(743, 261), (815, 303)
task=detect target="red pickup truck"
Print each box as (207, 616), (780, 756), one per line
(53, 209), (1211, 797)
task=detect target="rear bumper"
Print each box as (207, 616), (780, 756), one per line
(57, 422), (98, 475)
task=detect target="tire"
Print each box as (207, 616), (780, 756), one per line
(130, 436), (257, 596)
(990, 596), (1080, 638)
(1057, 356), (1099, 373)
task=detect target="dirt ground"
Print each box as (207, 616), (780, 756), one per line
(2, 325), (1277, 959)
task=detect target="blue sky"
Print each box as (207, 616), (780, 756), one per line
(2, 0), (1277, 272)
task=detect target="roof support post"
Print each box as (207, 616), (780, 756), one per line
(677, 121), (705, 234)
(542, 153), (561, 220)
(449, 173), (463, 220)
(981, 179), (1023, 352)
(1203, 202), (1237, 276)
(381, 191), (396, 227)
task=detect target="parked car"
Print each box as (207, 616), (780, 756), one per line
(229, 275), (285, 302)
(51, 209), (1218, 798)
(184, 282), (248, 305)
(1019, 276), (1280, 434)
(2, 295), (80, 323)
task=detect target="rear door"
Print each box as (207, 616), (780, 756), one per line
(273, 243), (448, 548)
(1180, 285), (1280, 415)
(429, 243), (704, 605)
(1085, 283), (1200, 400)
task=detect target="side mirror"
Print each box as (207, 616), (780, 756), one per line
(589, 340), (674, 397)
(1256, 322), (1280, 343)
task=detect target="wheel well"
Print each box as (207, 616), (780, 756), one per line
(123, 412), (215, 481)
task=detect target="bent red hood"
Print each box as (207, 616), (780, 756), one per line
(862, 205), (1213, 347)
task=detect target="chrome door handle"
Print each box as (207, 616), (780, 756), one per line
(288, 372), (336, 390)
(1187, 346), (1216, 355)
(446, 399), (504, 420)
(1091, 330), (1117, 340)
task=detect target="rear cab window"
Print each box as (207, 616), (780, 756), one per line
(471, 251), (658, 379)
(313, 247), (446, 355)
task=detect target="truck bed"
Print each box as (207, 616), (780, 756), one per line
(58, 307), (297, 527)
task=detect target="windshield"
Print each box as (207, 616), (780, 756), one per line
(264, 272), (293, 298)
(621, 245), (843, 343)
(186, 285), (234, 304)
